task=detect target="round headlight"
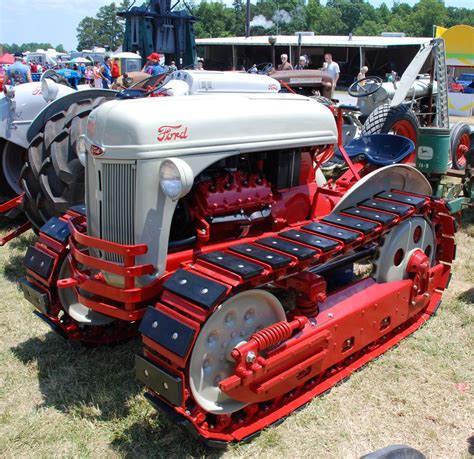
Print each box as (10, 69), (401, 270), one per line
(41, 78), (59, 102)
(76, 135), (87, 166)
(159, 158), (194, 201)
(3, 85), (15, 98)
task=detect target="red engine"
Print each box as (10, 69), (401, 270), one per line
(180, 150), (319, 243)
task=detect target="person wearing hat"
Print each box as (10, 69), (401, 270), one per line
(142, 52), (166, 76)
(6, 53), (32, 85)
(294, 56), (308, 70)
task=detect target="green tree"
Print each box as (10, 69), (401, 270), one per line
(305, 1), (345, 35)
(96, 3), (124, 50)
(192, 1), (236, 38)
(55, 44), (66, 53)
(76, 0), (130, 51)
(410, 0), (447, 36)
(233, 0), (246, 36)
(77, 16), (102, 50)
(377, 3), (391, 24)
(327, 0), (376, 35)
(445, 7), (474, 27)
(355, 20), (384, 36)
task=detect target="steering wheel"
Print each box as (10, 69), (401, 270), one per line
(348, 76), (383, 98)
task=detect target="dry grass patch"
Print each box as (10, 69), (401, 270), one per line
(0, 213), (472, 458)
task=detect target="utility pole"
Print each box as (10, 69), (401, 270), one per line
(246, 0), (250, 38)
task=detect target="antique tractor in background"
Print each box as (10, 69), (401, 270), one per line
(21, 81), (460, 446)
(0, 71), (117, 235)
(2, 39), (471, 244)
(0, 70), (286, 241)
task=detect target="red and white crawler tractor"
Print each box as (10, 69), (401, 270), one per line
(21, 90), (456, 447)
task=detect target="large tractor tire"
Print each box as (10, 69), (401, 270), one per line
(450, 122), (473, 170)
(362, 103), (419, 162)
(21, 97), (111, 230)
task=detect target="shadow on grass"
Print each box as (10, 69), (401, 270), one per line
(8, 230), (37, 251)
(457, 287), (474, 304)
(111, 418), (215, 458)
(1, 230), (36, 283)
(3, 253), (28, 282)
(459, 207), (474, 233)
(11, 331), (142, 421)
(11, 331), (214, 456)
(0, 212), (26, 230)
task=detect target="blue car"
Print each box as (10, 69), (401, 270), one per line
(458, 73), (474, 94)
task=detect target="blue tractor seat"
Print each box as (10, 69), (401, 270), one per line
(335, 134), (415, 167)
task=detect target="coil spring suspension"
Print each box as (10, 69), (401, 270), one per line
(295, 296), (320, 317)
(251, 321), (294, 350)
(232, 316), (308, 363)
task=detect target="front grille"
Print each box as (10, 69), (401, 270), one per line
(99, 162), (137, 262)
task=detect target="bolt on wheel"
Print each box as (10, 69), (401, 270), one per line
(373, 217), (435, 283)
(189, 290), (286, 414)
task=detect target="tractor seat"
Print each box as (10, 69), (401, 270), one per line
(335, 134), (415, 167)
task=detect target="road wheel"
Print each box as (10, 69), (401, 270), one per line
(362, 104), (419, 162)
(450, 122), (472, 170)
(21, 97), (110, 230)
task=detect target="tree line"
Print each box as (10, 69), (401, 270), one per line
(2, 43), (66, 54)
(2, 0), (473, 54)
(193, 0), (474, 39)
(72, 0), (474, 52)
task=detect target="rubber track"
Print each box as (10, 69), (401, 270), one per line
(20, 97), (111, 230)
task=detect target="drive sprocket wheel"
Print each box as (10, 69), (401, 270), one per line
(373, 216), (435, 283)
(20, 96), (111, 230)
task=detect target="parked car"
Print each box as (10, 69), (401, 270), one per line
(457, 73), (474, 93)
(448, 77), (464, 93)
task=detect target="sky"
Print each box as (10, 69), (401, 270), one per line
(0, 0), (472, 51)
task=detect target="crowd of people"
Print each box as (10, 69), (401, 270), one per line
(268, 52), (341, 96)
(0, 50), (208, 89)
(1, 48), (383, 97)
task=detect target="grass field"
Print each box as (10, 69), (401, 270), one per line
(0, 212), (472, 458)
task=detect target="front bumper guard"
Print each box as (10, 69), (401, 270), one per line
(56, 216), (161, 321)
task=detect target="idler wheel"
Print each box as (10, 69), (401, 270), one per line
(189, 290), (285, 415)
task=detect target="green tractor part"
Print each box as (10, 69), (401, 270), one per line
(416, 127), (451, 175)
(119, 0), (197, 68)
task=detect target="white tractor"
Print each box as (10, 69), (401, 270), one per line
(0, 72), (116, 226)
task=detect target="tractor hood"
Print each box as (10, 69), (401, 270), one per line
(86, 92), (338, 160)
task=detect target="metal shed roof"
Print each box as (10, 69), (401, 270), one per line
(196, 35), (430, 49)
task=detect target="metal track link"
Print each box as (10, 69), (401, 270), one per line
(138, 189), (443, 445)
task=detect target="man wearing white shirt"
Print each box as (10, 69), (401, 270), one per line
(324, 53), (340, 98)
